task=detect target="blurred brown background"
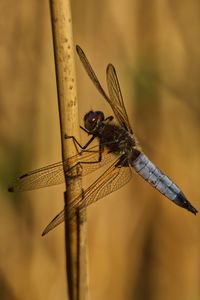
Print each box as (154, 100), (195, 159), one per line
(0, 0), (200, 299)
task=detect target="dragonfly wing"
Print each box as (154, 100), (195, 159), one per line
(67, 147), (117, 177)
(76, 46), (134, 134)
(76, 45), (110, 102)
(8, 161), (65, 192)
(8, 145), (116, 192)
(42, 210), (64, 236)
(42, 157), (133, 235)
(106, 64), (132, 133)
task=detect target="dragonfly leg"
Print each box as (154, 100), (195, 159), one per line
(80, 125), (90, 134)
(104, 116), (114, 123)
(79, 144), (103, 165)
(67, 143), (103, 178)
(64, 134), (96, 154)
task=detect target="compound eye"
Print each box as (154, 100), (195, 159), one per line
(84, 111), (104, 132)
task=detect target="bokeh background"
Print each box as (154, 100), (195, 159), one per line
(0, 1), (200, 299)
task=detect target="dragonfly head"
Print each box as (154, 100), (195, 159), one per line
(84, 110), (105, 132)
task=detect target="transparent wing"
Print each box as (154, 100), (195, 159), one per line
(76, 45), (110, 103)
(106, 64), (133, 133)
(42, 158), (132, 235)
(8, 145), (116, 192)
(76, 45), (132, 132)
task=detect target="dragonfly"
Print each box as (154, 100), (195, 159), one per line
(8, 45), (198, 236)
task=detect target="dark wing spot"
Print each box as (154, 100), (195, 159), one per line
(19, 173), (28, 179)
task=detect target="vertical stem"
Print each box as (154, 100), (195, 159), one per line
(49, 1), (89, 299)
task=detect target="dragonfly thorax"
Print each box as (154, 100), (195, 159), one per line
(97, 122), (136, 156)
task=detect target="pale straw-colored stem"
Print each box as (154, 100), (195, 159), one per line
(49, 1), (89, 299)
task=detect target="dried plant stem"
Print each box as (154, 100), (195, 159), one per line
(49, 1), (89, 299)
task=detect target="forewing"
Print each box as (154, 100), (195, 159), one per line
(76, 45), (110, 102)
(106, 64), (132, 133)
(8, 161), (65, 192)
(42, 159), (132, 235)
(42, 210), (64, 236)
(76, 45), (133, 133)
(8, 146), (116, 192)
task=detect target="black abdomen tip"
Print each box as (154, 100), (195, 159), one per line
(175, 192), (198, 215)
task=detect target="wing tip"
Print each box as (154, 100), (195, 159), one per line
(41, 225), (51, 237)
(76, 44), (82, 55)
(41, 224), (53, 236)
(41, 230), (46, 237)
(106, 63), (115, 73)
(8, 187), (14, 192)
